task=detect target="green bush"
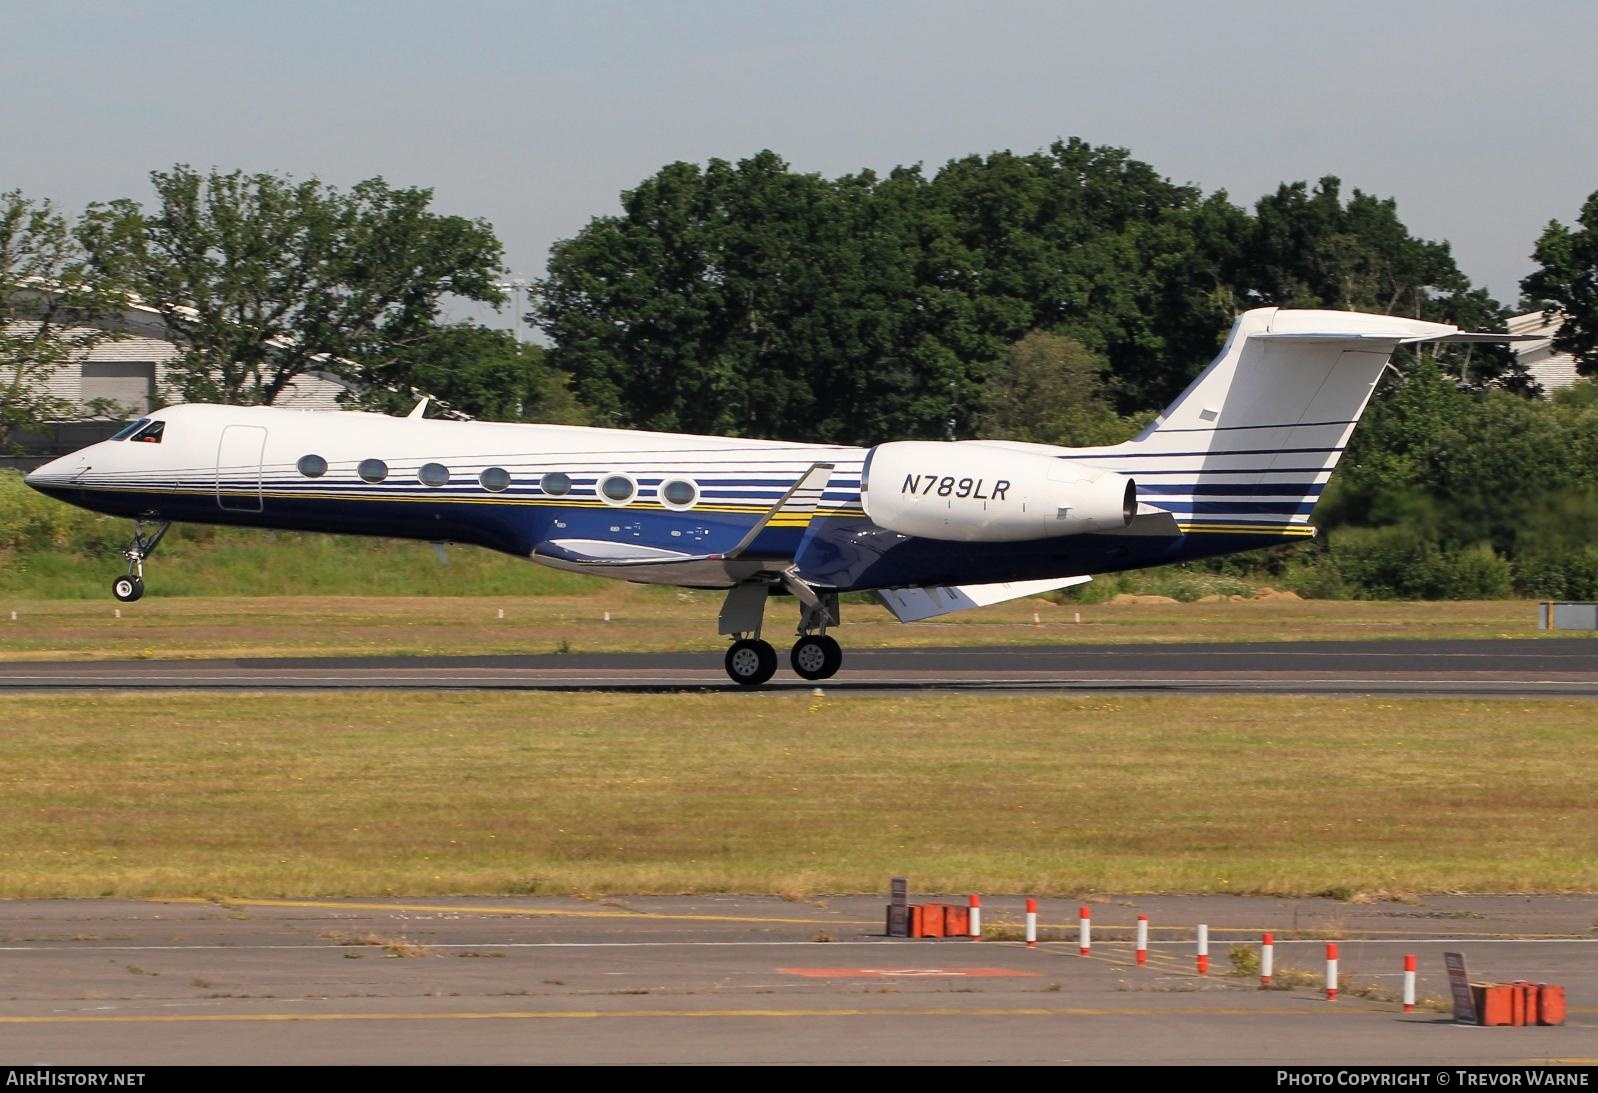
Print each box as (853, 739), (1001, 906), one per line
(0, 471), (127, 555)
(1280, 554), (1352, 600)
(1322, 528), (1513, 600)
(1513, 547), (1598, 600)
(1323, 526), (1443, 599)
(1445, 542), (1515, 600)
(1140, 568), (1257, 602)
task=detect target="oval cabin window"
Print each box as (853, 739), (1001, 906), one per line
(599, 474), (636, 505)
(660, 479), (698, 509)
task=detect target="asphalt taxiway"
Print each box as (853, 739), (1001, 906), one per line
(2, 638), (1596, 696)
(1, 894), (1593, 1066)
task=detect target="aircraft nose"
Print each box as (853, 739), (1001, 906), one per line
(23, 452), (89, 493)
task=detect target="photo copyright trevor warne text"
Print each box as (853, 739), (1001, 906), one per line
(1276, 1072), (1590, 1087)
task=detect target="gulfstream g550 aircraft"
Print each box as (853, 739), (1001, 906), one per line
(24, 307), (1512, 686)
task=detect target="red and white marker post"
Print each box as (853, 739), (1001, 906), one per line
(969, 894), (981, 940)
(1196, 924), (1209, 976)
(1135, 914), (1148, 966)
(1261, 932), (1274, 988)
(1326, 943), (1339, 1001)
(1025, 899), (1037, 949)
(1402, 953), (1416, 1013)
(1078, 905), (1091, 956)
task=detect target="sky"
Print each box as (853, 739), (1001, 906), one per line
(7, 1), (1596, 335)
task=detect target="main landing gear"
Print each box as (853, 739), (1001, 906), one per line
(112, 518), (171, 603)
(718, 580), (843, 687)
(790, 633), (843, 681)
(725, 638), (779, 687)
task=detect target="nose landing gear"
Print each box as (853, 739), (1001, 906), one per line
(113, 519), (171, 603)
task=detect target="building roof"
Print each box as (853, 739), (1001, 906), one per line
(5, 320), (357, 417)
(1508, 310), (1583, 393)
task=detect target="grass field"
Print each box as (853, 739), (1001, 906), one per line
(2, 691), (1594, 900)
(3, 522), (1591, 902)
(0, 592), (1570, 661)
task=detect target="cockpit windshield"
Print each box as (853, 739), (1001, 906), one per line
(110, 418), (151, 441)
(128, 420), (165, 444)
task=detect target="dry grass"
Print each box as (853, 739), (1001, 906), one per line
(319, 931), (434, 957)
(1, 691), (1594, 899)
(0, 593), (1565, 662)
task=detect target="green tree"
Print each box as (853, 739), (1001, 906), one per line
(974, 331), (1134, 447)
(1, 190), (131, 451)
(1522, 189), (1598, 375)
(536, 151), (899, 440)
(921, 139), (1249, 413)
(356, 323), (589, 425)
(534, 141), (1244, 442)
(1241, 177), (1523, 388)
(81, 166), (506, 406)
(536, 142), (1526, 447)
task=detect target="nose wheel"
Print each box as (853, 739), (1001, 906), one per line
(113, 518), (170, 603)
(725, 638), (778, 687)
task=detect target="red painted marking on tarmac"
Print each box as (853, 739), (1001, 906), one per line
(777, 967), (1041, 979)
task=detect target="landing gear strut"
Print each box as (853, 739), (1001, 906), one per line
(717, 580), (843, 686)
(113, 518), (171, 603)
(789, 594), (842, 681)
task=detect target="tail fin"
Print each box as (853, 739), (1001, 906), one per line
(1083, 307), (1494, 536)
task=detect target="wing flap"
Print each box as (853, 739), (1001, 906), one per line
(876, 575), (1091, 623)
(533, 539), (714, 567)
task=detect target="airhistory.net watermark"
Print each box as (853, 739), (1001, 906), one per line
(5, 1073), (145, 1087)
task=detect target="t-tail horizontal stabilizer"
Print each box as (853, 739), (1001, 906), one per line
(876, 575), (1091, 623)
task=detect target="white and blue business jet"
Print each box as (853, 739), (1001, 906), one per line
(25, 307), (1511, 685)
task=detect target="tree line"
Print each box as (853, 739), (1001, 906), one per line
(6, 140), (1598, 597)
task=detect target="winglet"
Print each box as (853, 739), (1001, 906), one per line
(724, 462), (835, 559)
(407, 398), (431, 419)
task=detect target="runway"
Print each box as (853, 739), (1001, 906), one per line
(3, 638), (1597, 696)
(2, 894), (1593, 1066)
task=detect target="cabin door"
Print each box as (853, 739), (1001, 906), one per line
(216, 425), (267, 512)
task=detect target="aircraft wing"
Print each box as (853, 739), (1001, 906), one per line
(876, 575), (1092, 623)
(723, 461), (834, 556)
(530, 462), (837, 582)
(533, 539), (717, 567)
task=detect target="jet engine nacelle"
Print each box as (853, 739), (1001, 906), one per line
(861, 441), (1136, 542)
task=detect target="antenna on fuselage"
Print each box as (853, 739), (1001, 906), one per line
(406, 397), (430, 419)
